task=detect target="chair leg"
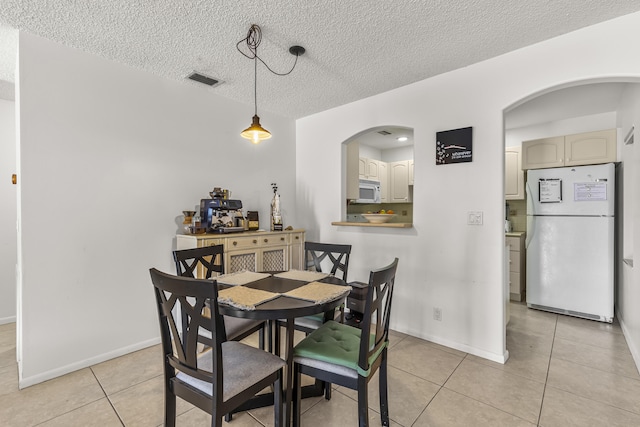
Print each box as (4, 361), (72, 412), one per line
(275, 369), (283, 427)
(274, 321), (281, 357)
(165, 389), (177, 427)
(224, 412), (232, 422)
(357, 377), (369, 427)
(211, 413), (223, 427)
(292, 364), (302, 427)
(259, 323), (265, 350)
(379, 351), (389, 426)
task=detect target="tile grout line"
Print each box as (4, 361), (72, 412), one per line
(536, 313), (558, 426)
(405, 352), (469, 426)
(89, 367), (126, 426)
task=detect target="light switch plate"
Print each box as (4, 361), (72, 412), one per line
(467, 211), (483, 225)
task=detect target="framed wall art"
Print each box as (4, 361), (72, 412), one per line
(436, 126), (472, 165)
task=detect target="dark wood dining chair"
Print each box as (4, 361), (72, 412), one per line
(291, 241), (352, 333)
(291, 258), (399, 427)
(149, 268), (285, 427)
(173, 245), (267, 348)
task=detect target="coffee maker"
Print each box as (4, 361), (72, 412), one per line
(200, 198), (246, 233)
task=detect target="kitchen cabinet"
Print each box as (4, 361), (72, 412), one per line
(379, 161), (389, 202)
(176, 229), (305, 275)
(359, 157), (382, 180)
(390, 160), (410, 202)
(506, 233), (526, 302)
(505, 146), (525, 199)
(409, 160), (414, 185)
(522, 129), (616, 170)
(346, 141), (360, 200)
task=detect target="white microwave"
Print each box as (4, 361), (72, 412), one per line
(357, 179), (381, 204)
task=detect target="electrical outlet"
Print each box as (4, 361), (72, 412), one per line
(433, 307), (442, 321)
(467, 211), (483, 225)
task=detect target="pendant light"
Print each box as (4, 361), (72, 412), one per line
(237, 24), (305, 144)
(241, 53), (271, 144)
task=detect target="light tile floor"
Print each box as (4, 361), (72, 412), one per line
(1, 302), (639, 426)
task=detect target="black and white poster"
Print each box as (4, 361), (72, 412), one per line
(436, 126), (473, 165)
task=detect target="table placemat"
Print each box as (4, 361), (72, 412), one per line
(274, 270), (329, 282)
(216, 270), (272, 286)
(283, 281), (352, 304)
(218, 286), (280, 310)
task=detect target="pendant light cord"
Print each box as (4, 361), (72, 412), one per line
(253, 55), (257, 115)
(237, 24), (301, 77)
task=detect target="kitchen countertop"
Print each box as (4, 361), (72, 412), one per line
(331, 221), (413, 228)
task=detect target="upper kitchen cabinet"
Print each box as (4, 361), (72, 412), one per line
(359, 157), (381, 180)
(522, 129), (616, 170)
(505, 146), (525, 199)
(521, 136), (564, 169)
(564, 129), (617, 166)
(409, 160), (414, 185)
(379, 161), (389, 203)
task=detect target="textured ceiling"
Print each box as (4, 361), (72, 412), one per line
(1, 1), (640, 118)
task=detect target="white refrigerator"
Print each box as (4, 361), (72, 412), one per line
(525, 163), (615, 323)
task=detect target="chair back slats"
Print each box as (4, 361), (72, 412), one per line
(150, 268), (222, 390)
(173, 245), (225, 279)
(357, 258), (399, 372)
(304, 242), (352, 281)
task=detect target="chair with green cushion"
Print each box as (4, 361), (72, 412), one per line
(292, 258), (399, 427)
(149, 268), (285, 427)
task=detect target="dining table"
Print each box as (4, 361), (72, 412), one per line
(215, 269), (351, 426)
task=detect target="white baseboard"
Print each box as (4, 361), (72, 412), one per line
(0, 316), (16, 325)
(399, 326), (507, 364)
(617, 309), (640, 376)
(18, 337), (161, 389)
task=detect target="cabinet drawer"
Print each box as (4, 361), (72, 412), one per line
(505, 236), (521, 251)
(289, 232), (304, 245)
(261, 235), (288, 247)
(226, 236), (261, 250)
(509, 251), (521, 273)
(202, 238), (222, 247)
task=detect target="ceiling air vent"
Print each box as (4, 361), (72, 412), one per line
(377, 130), (392, 135)
(187, 72), (221, 87)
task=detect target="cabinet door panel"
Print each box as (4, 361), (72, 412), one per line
(565, 129), (616, 166)
(263, 246), (287, 271)
(358, 158), (366, 178)
(509, 272), (520, 293)
(228, 250), (258, 273)
(505, 146), (524, 199)
(390, 161), (409, 202)
(522, 136), (564, 170)
(509, 251), (520, 273)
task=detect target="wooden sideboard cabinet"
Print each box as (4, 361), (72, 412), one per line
(176, 229), (305, 277)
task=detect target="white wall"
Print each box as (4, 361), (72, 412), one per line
(296, 12), (640, 363)
(17, 32), (296, 387)
(616, 84), (640, 369)
(0, 99), (16, 324)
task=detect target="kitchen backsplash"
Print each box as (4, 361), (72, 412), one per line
(347, 202), (413, 223)
(507, 199), (527, 232)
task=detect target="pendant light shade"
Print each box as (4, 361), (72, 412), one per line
(241, 114), (272, 144)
